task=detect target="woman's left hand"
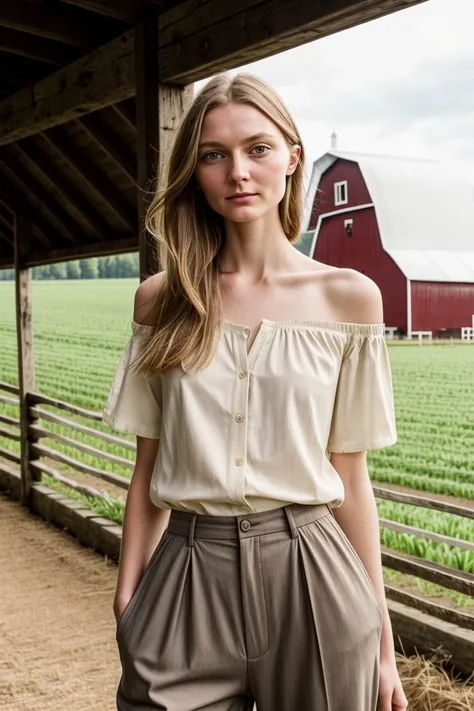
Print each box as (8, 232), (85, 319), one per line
(378, 656), (408, 710)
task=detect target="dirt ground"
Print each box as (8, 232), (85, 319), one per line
(0, 492), (121, 711)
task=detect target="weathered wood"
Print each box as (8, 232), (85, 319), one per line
(111, 101), (136, 133)
(135, 9), (194, 278)
(57, 0), (145, 23)
(14, 139), (114, 237)
(0, 0), (118, 47)
(14, 213), (38, 505)
(0, 0), (426, 145)
(30, 406), (135, 451)
(380, 517), (474, 553)
(30, 442), (130, 489)
(29, 423), (135, 470)
(0, 394), (20, 407)
(0, 445), (21, 464)
(0, 413), (20, 427)
(29, 391), (103, 420)
(384, 585), (474, 632)
(0, 426), (21, 442)
(0, 27), (80, 66)
(0, 227), (13, 246)
(373, 484), (474, 520)
(0, 31), (136, 145)
(2, 146), (86, 244)
(388, 597), (474, 678)
(0, 184), (57, 249)
(382, 547), (474, 597)
(30, 460), (111, 498)
(26, 236), (138, 267)
(41, 127), (137, 231)
(77, 114), (136, 181)
(0, 395), (19, 409)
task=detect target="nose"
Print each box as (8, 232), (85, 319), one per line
(227, 154), (250, 184)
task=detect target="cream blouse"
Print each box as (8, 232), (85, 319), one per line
(103, 319), (397, 516)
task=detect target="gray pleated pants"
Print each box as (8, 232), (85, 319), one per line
(115, 503), (383, 711)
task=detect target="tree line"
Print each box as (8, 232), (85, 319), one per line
(0, 253), (139, 281)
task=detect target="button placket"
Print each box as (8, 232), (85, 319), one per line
(231, 329), (251, 502)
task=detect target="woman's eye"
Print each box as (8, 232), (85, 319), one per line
(202, 151), (222, 162)
(252, 145), (270, 155)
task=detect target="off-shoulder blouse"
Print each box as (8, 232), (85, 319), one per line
(103, 319), (397, 515)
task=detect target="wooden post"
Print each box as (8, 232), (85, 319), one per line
(135, 8), (193, 282)
(14, 213), (37, 506)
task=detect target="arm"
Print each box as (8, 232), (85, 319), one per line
(330, 451), (394, 661)
(114, 273), (170, 620)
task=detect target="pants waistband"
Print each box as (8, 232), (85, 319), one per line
(167, 502), (333, 547)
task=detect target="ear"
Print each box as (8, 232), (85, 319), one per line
(286, 145), (301, 176)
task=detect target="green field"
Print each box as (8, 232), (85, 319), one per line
(1, 280), (474, 598)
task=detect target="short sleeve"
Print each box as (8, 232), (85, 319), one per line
(327, 329), (397, 453)
(102, 322), (162, 439)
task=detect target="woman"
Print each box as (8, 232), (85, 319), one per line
(103, 72), (407, 711)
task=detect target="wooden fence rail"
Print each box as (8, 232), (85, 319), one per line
(1, 378), (474, 672)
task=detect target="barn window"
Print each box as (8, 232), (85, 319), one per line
(334, 181), (348, 206)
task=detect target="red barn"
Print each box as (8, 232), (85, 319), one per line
(300, 151), (474, 337)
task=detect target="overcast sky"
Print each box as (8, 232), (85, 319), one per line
(197, 0), (474, 181)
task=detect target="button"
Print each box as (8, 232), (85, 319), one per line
(235, 457), (243, 467)
(240, 519), (251, 532)
(239, 371), (247, 379)
(235, 413), (244, 423)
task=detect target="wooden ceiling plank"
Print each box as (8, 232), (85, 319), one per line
(0, 181), (58, 250)
(41, 127), (137, 232)
(0, 0), (427, 145)
(77, 114), (136, 182)
(26, 236), (138, 267)
(0, 27), (80, 66)
(0, 30), (136, 145)
(110, 101), (136, 133)
(55, 0), (142, 23)
(0, 226), (13, 247)
(0, 210), (13, 232)
(0, 0), (120, 47)
(15, 139), (114, 237)
(1, 148), (82, 245)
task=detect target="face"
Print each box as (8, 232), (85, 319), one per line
(194, 102), (300, 223)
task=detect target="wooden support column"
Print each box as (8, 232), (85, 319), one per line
(135, 9), (193, 281)
(14, 213), (38, 506)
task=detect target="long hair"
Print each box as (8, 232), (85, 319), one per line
(135, 72), (306, 375)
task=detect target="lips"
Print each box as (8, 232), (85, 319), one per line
(226, 193), (257, 200)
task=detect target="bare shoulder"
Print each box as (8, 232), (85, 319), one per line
(321, 266), (383, 325)
(133, 271), (166, 325)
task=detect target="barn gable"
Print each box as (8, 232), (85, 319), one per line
(304, 150), (474, 283)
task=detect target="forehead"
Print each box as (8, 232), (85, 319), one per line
(199, 102), (282, 145)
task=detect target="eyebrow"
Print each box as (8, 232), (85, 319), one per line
(198, 132), (277, 150)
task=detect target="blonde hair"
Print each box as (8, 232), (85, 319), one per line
(137, 72), (306, 375)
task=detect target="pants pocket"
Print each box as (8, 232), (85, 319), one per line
(116, 529), (172, 641)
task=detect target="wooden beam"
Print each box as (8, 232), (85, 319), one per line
(14, 213), (38, 505)
(110, 100), (136, 133)
(41, 127), (137, 231)
(77, 114), (136, 182)
(0, 0), (118, 47)
(56, 0), (145, 23)
(1, 147), (82, 244)
(0, 0), (427, 146)
(0, 27), (81, 66)
(0, 227), (13, 247)
(0, 181), (57, 250)
(14, 139), (114, 237)
(0, 30), (136, 145)
(25, 236), (138, 267)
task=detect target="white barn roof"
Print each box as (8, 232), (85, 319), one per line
(304, 150), (474, 283)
